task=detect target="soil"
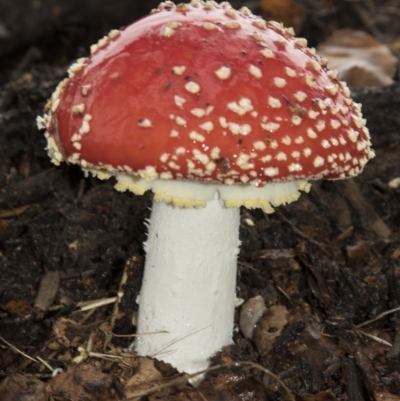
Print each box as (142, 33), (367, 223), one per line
(1, 1), (400, 400)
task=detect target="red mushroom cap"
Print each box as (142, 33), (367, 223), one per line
(39, 0), (374, 191)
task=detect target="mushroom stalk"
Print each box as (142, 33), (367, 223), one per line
(136, 199), (240, 375)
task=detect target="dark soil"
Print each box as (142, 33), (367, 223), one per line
(1, 1), (400, 400)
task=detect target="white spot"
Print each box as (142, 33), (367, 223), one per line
(331, 138), (339, 146)
(175, 147), (186, 155)
(185, 81), (201, 94)
(281, 135), (291, 145)
(108, 29), (120, 39)
(206, 162), (216, 172)
(341, 81), (351, 97)
(215, 66), (231, 80)
(172, 66), (186, 75)
(138, 118), (152, 128)
(288, 163), (302, 172)
(229, 122), (252, 136)
(269, 140), (278, 149)
(224, 9), (236, 18)
(276, 152), (287, 161)
(227, 98), (254, 116)
(175, 116), (187, 126)
(330, 106), (340, 115)
(168, 161), (181, 170)
(295, 38), (307, 46)
(206, 105), (214, 115)
(340, 106), (350, 115)
(72, 103), (85, 114)
(352, 115), (364, 128)
(305, 73), (316, 87)
(240, 175), (250, 184)
(219, 117), (228, 128)
(224, 21), (241, 29)
(313, 156), (324, 168)
(303, 148), (312, 157)
(199, 121), (214, 132)
(286, 27), (295, 35)
(202, 22), (218, 30)
(81, 85), (92, 96)
(316, 120), (326, 132)
(261, 155), (272, 163)
(291, 151), (300, 159)
(190, 108), (206, 118)
(274, 77), (287, 88)
(331, 120), (341, 129)
(293, 91), (307, 103)
(285, 67), (296, 77)
(261, 122), (280, 132)
(268, 96), (281, 108)
(264, 167), (279, 177)
(252, 32), (263, 41)
(73, 142), (82, 150)
(163, 26), (176, 37)
(189, 131), (205, 142)
(174, 95), (186, 108)
(321, 139), (331, 148)
(170, 129), (179, 137)
(308, 110), (320, 119)
(253, 141), (266, 151)
(339, 136), (347, 145)
(291, 115), (302, 126)
(210, 147), (221, 160)
(160, 172), (173, 179)
(294, 136), (304, 144)
(252, 20), (266, 29)
(327, 70), (338, 80)
(326, 84), (338, 95)
(239, 6), (252, 16)
(236, 153), (254, 170)
(249, 64), (262, 78)
(307, 128), (317, 139)
(260, 49), (274, 58)
(347, 128), (359, 143)
(308, 59), (321, 72)
(160, 153), (169, 163)
(193, 149), (209, 164)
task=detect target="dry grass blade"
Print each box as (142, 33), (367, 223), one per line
(355, 306), (400, 328)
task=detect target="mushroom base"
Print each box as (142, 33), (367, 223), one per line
(136, 198), (240, 378)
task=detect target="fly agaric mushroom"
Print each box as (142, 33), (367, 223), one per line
(38, 0), (374, 377)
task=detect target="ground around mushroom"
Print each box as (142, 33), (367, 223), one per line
(1, 1), (400, 400)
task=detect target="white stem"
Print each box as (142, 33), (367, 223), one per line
(136, 199), (240, 375)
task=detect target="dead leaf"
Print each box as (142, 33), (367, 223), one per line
(46, 364), (115, 401)
(259, 0), (305, 33)
(124, 357), (165, 399)
(0, 374), (46, 401)
(0, 299), (32, 317)
(317, 29), (398, 87)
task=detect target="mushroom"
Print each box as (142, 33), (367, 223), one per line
(37, 0), (374, 377)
